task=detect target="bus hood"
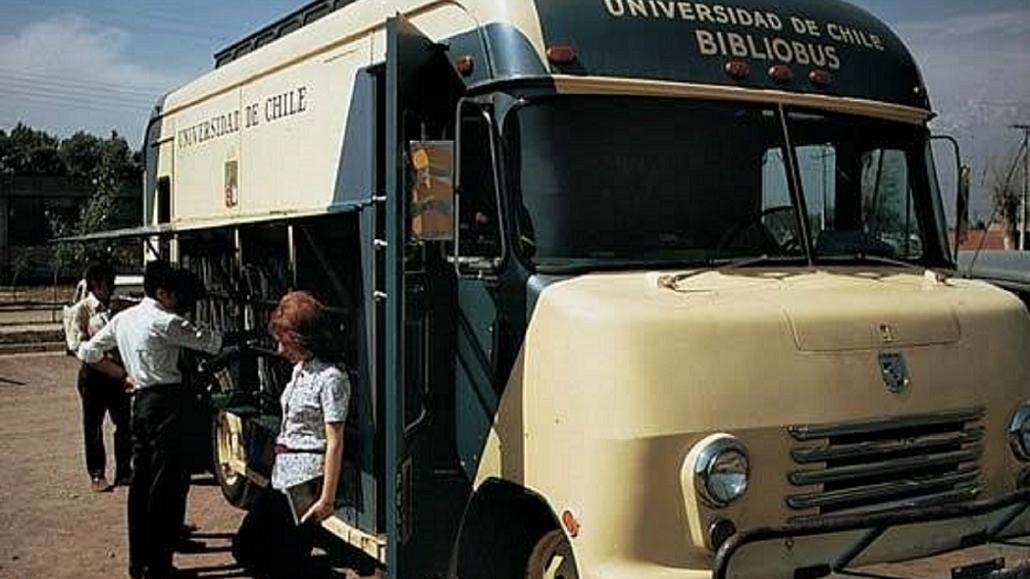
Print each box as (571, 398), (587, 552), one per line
(512, 267), (1030, 574)
(521, 267), (1030, 437)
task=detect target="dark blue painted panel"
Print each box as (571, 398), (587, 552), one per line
(521, 0), (929, 109)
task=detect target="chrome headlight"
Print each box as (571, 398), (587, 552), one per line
(1010, 404), (1030, 461)
(693, 436), (750, 507)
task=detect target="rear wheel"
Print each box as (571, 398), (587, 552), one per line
(212, 409), (256, 509)
(525, 530), (578, 579)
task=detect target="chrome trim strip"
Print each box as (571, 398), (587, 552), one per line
(787, 484), (982, 524)
(786, 468), (980, 510)
(791, 428), (984, 463)
(788, 447), (982, 486)
(788, 408), (985, 441)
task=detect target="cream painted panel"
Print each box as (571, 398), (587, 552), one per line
(239, 40), (371, 216)
(368, 3), (479, 63)
(408, 3), (479, 39)
(172, 90), (241, 222)
(494, 270), (1030, 575)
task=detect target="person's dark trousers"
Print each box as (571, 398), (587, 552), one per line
(76, 364), (131, 481)
(128, 385), (190, 578)
(234, 488), (316, 579)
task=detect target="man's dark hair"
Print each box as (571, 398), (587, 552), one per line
(143, 260), (176, 298)
(84, 262), (115, 292)
(173, 268), (206, 314)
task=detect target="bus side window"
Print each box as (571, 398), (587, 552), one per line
(157, 177), (171, 224)
(457, 114), (501, 259)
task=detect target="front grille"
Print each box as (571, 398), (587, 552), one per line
(786, 408), (985, 520)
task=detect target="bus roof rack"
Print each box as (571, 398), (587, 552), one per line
(213, 0), (359, 69)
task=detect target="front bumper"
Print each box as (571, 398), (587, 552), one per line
(714, 489), (1030, 579)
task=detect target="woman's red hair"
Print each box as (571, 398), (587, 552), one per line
(268, 291), (338, 360)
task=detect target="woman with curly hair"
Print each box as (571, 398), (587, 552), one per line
(235, 291), (350, 578)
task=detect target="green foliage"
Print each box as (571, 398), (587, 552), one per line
(0, 126), (145, 278)
(58, 130), (137, 187)
(0, 125), (138, 181)
(8, 251), (32, 299)
(0, 123), (64, 176)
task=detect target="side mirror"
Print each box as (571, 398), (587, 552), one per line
(930, 135), (965, 261)
(408, 140), (455, 242)
(451, 100), (504, 278)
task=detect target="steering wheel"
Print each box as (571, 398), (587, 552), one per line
(718, 205), (801, 254)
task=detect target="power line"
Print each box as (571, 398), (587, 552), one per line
(0, 88), (153, 115)
(0, 96), (147, 119)
(0, 67), (170, 95)
(0, 84), (158, 109)
(0, 76), (161, 104)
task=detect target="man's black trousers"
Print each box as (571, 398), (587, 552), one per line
(129, 385), (190, 577)
(77, 364), (131, 481)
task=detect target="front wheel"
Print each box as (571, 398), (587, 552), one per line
(525, 530), (578, 579)
(212, 410), (256, 509)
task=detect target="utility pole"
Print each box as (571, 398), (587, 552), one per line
(1014, 124), (1030, 251)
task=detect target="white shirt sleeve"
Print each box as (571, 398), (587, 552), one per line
(77, 314), (118, 364)
(63, 301), (90, 352)
(320, 368), (351, 424)
(161, 316), (223, 355)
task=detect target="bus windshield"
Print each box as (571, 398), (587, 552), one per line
(504, 96), (949, 271)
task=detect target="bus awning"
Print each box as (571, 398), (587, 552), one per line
(52, 200), (370, 243)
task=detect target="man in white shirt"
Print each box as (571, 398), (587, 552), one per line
(78, 260), (222, 579)
(65, 261), (131, 492)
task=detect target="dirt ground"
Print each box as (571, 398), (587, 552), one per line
(0, 353), (373, 579)
(0, 353), (250, 579)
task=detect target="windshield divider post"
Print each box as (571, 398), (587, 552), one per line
(778, 104), (815, 266)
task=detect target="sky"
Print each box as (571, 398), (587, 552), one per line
(0, 0), (1027, 221)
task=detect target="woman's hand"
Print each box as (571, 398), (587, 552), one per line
(300, 497), (335, 524)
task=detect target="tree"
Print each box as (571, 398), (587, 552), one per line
(8, 251), (32, 301)
(2, 123), (63, 176)
(987, 156), (1022, 249)
(47, 130), (141, 281)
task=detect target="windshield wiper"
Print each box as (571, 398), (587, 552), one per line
(659, 254), (782, 289)
(819, 252), (926, 272)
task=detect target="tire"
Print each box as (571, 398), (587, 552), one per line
(525, 530), (578, 579)
(212, 409), (256, 509)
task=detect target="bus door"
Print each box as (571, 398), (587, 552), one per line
(383, 14), (466, 577)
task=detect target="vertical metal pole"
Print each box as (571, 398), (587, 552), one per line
(0, 174), (8, 282)
(1023, 129), (1029, 251)
(384, 16), (405, 577)
(1014, 124), (1030, 251)
(287, 224), (297, 289)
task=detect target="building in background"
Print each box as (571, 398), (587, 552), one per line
(0, 175), (140, 283)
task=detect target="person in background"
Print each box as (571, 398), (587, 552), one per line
(78, 260), (223, 579)
(64, 261), (131, 492)
(234, 291), (349, 578)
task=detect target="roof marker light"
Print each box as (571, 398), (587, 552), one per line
(724, 61), (750, 79)
(809, 69), (832, 87)
(456, 55), (475, 76)
(768, 64), (793, 82)
(546, 45), (577, 65)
